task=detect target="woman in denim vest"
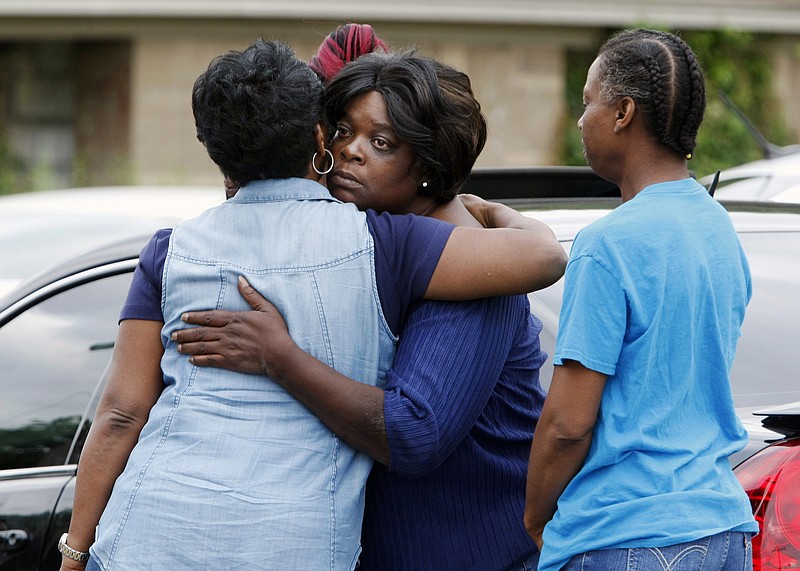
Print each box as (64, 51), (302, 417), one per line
(175, 50), (557, 571)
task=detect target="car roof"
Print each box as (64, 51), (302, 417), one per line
(0, 185), (226, 297)
(701, 151), (800, 179)
(0, 232), (151, 311)
(0, 185), (224, 217)
(514, 197), (800, 241)
(699, 152), (800, 203)
(6, 197), (798, 303)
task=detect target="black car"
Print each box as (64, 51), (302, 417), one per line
(1, 172), (798, 569)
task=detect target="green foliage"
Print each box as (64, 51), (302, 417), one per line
(0, 415), (80, 469)
(561, 29), (796, 178)
(0, 139), (24, 195)
(0, 138), (60, 195)
(686, 29), (794, 177)
(561, 49), (597, 169)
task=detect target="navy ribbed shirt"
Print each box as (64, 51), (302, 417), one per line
(359, 294), (547, 570)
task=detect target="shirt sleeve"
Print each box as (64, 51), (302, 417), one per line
(119, 228), (172, 322)
(366, 210), (455, 334)
(383, 296), (521, 477)
(553, 253), (626, 375)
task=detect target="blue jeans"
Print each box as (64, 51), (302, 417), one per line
(562, 531), (752, 571)
(507, 551), (541, 571)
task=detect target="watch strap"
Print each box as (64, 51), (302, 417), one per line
(58, 533), (90, 563)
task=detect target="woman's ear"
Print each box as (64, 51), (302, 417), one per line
(613, 97), (636, 133)
(314, 123), (329, 154)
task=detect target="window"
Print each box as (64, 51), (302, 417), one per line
(0, 272), (132, 469)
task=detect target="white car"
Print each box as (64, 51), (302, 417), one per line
(0, 186), (224, 297)
(700, 151), (800, 203)
(0, 169), (617, 298)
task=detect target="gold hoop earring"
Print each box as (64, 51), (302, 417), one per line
(313, 149), (335, 175)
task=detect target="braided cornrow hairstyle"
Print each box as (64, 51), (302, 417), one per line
(597, 28), (706, 158)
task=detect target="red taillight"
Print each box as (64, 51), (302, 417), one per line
(735, 437), (800, 570)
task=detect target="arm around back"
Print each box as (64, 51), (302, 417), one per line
(425, 201), (566, 300)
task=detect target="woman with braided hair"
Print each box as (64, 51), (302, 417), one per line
(524, 28), (758, 571)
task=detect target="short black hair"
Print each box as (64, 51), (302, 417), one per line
(597, 28), (706, 158)
(324, 51), (486, 202)
(192, 39), (324, 185)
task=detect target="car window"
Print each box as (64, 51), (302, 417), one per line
(0, 272), (132, 470)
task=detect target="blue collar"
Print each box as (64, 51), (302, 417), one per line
(230, 178), (338, 204)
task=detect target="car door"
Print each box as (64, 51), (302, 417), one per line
(0, 265), (135, 570)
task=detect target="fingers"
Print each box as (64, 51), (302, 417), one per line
(187, 353), (223, 368)
(175, 340), (226, 369)
(175, 339), (211, 356)
(458, 193), (482, 207)
(180, 309), (232, 327)
(176, 277), (271, 324)
(179, 341), (264, 375)
(171, 324), (217, 344)
(238, 276), (272, 312)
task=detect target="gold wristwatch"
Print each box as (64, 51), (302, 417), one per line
(58, 533), (90, 563)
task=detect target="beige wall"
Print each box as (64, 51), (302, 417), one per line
(416, 35), (570, 167)
(130, 35), (230, 186)
(1, 15), (799, 188)
(126, 21), (603, 186)
(128, 23), (342, 186)
(771, 37), (800, 145)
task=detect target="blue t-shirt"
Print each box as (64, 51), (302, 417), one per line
(538, 179), (759, 571)
(120, 209), (453, 335)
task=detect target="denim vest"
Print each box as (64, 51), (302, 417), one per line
(92, 179), (396, 570)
